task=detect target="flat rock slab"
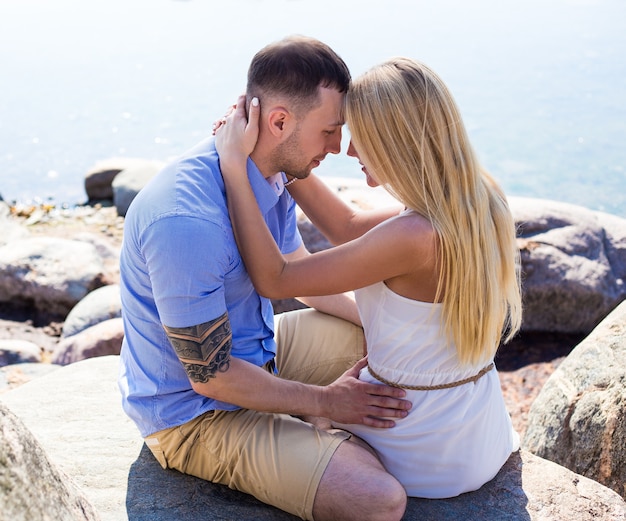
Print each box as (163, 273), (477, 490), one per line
(1, 356), (624, 521)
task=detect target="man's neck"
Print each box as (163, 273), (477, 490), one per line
(249, 150), (277, 181)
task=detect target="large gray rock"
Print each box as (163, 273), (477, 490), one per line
(511, 197), (626, 333)
(0, 362), (60, 394)
(0, 402), (100, 521)
(2, 356), (624, 521)
(0, 236), (107, 318)
(0, 216), (29, 247)
(52, 317), (124, 365)
(523, 300), (626, 500)
(1, 357), (135, 521)
(0, 339), (42, 367)
(84, 157), (155, 202)
(62, 284), (121, 338)
(71, 232), (121, 284)
(112, 160), (164, 217)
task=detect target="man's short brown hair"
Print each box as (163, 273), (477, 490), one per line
(247, 35), (351, 115)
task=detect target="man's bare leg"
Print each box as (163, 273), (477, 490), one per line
(312, 438), (407, 521)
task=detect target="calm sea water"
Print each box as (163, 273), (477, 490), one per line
(1, 0), (625, 217)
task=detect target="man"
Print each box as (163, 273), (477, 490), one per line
(118, 35), (410, 521)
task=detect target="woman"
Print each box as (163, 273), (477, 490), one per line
(216, 57), (522, 498)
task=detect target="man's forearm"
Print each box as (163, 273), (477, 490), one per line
(164, 314), (326, 415)
(163, 311), (405, 426)
(193, 356), (326, 416)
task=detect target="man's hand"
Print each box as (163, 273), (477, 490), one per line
(321, 358), (411, 428)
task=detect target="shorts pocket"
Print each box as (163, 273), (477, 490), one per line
(144, 437), (168, 469)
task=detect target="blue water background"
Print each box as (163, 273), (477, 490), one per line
(0, 0), (624, 217)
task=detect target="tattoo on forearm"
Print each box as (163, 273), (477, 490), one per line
(164, 313), (232, 383)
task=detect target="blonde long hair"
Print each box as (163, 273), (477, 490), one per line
(346, 58), (522, 365)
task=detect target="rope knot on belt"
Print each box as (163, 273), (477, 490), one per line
(367, 362), (494, 391)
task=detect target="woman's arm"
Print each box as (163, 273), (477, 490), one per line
(284, 244), (361, 326)
(216, 97), (429, 300)
(286, 174), (403, 245)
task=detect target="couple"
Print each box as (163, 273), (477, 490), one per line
(118, 35), (522, 521)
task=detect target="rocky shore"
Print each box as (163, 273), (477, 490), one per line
(0, 191), (584, 439)
(1, 160), (625, 520)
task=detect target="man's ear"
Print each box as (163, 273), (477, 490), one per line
(267, 107), (292, 138)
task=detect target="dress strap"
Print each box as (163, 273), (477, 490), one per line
(367, 363), (494, 391)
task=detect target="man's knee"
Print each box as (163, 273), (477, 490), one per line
(366, 473), (407, 521)
(313, 439), (407, 521)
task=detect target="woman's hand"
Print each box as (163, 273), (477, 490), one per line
(214, 94), (260, 175)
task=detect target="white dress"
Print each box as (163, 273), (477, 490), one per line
(335, 282), (519, 498)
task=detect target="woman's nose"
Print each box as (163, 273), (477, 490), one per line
(347, 140), (357, 157)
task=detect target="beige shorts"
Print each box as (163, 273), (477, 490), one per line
(144, 308), (364, 520)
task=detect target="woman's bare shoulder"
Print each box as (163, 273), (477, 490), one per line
(379, 208), (436, 240)
(363, 208), (438, 267)
(372, 209), (440, 301)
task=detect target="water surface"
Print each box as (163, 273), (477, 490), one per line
(0, 0), (624, 216)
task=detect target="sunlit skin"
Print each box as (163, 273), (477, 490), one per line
(214, 93), (412, 429)
(347, 140), (380, 188)
(218, 95), (442, 306)
(217, 94), (431, 521)
(251, 87), (345, 181)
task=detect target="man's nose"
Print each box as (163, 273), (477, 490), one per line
(326, 128), (342, 154)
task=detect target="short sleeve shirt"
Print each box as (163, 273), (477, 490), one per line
(118, 137), (302, 437)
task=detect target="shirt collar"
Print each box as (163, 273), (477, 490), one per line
(266, 173), (286, 196)
(246, 157), (282, 214)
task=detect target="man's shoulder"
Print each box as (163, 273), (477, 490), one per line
(139, 139), (225, 218)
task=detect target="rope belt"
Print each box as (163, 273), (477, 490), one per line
(367, 362), (494, 391)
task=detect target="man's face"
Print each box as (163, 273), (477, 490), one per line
(270, 87), (344, 179)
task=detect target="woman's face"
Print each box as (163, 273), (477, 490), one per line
(347, 140), (380, 188)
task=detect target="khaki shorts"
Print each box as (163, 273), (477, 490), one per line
(144, 308), (364, 520)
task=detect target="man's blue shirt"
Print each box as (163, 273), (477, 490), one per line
(118, 137), (302, 437)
